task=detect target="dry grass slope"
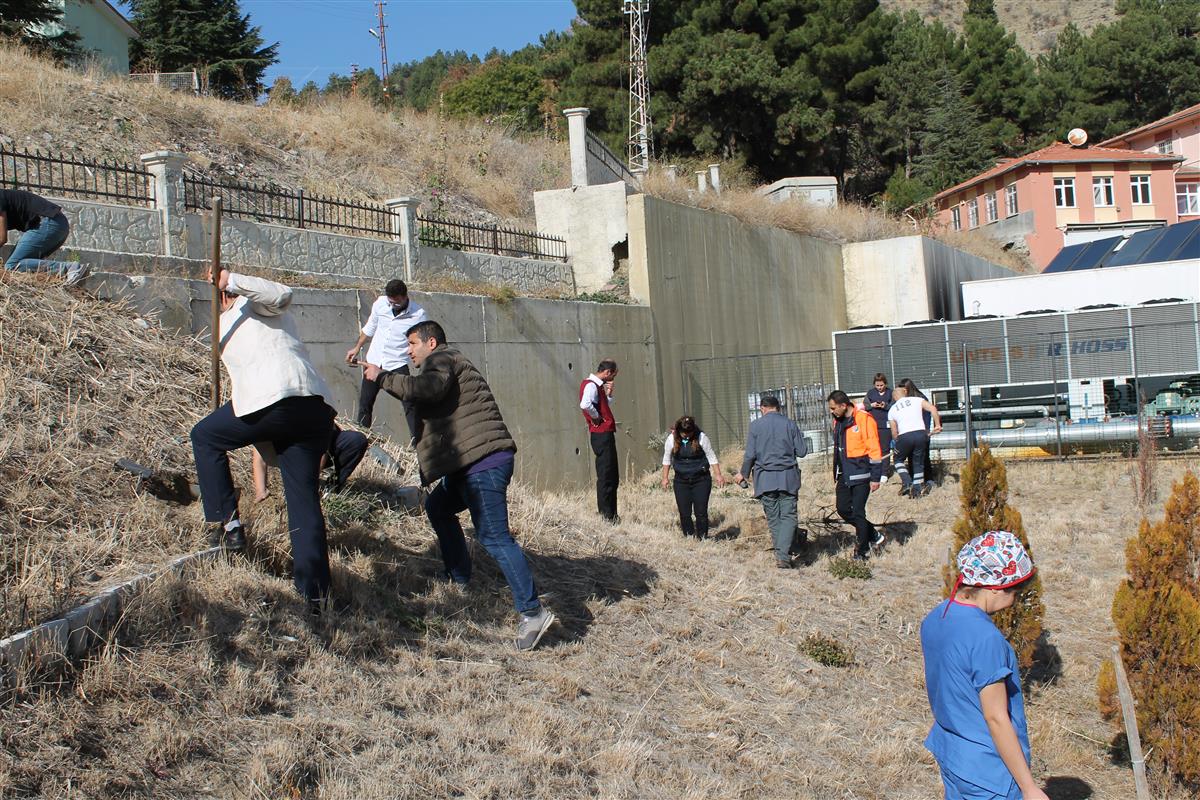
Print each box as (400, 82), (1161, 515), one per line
(2, 281), (1196, 800)
(881, 0), (1118, 55)
(0, 44), (569, 224)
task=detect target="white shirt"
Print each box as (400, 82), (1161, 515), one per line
(661, 432), (718, 466)
(887, 396), (927, 436)
(219, 273), (331, 416)
(363, 296), (428, 371)
(580, 374), (615, 421)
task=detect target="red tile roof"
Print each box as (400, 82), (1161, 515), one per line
(930, 142), (1183, 203)
(1099, 102), (1200, 147)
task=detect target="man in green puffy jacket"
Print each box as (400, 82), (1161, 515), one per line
(365, 320), (556, 651)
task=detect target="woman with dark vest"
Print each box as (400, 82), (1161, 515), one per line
(660, 416), (726, 538)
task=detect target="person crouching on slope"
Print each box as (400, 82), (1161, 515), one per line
(364, 320), (556, 651)
(190, 270), (336, 612)
(920, 531), (1048, 800)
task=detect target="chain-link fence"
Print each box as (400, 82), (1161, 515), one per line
(684, 302), (1200, 459)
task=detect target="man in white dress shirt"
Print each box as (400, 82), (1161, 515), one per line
(191, 270), (335, 609)
(345, 278), (427, 439)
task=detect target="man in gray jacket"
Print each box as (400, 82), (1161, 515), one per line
(364, 320), (555, 651)
(734, 395), (809, 568)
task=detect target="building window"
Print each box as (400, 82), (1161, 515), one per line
(967, 198), (979, 228)
(1093, 176), (1114, 207)
(1131, 175), (1152, 205)
(1054, 177), (1076, 208)
(1005, 183), (1018, 216)
(985, 192), (998, 223)
(951, 206), (961, 231)
(1155, 139), (1174, 155)
(1179, 183), (1200, 215)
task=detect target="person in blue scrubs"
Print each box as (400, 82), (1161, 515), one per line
(920, 531), (1048, 800)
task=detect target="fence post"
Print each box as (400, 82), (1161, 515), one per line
(563, 108), (590, 187)
(296, 188), (305, 229)
(492, 226), (500, 255)
(386, 196), (420, 283)
(139, 150), (187, 258)
(1051, 342), (1063, 458)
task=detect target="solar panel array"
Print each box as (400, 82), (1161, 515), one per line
(833, 301), (1200, 393)
(1043, 219), (1200, 272)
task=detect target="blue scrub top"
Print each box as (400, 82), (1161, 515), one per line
(920, 599), (1031, 795)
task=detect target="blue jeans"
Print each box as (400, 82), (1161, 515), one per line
(4, 213), (75, 275)
(424, 458), (541, 615)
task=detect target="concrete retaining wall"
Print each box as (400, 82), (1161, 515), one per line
(41, 193), (570, 295)
(534, 182), (631, 293)
(87, 273), (660, 491)
(627, 194), (848, 445)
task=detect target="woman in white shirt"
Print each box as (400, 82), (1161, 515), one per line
(190, 270), (336, 610)
(660, 416), (726, 538)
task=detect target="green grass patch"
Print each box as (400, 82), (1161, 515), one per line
(828, 557), (872, 580)
(801, 633), (854, 668)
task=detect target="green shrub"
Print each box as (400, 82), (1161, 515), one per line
(800, 633), (853, 668)
(828, 557), (872, 580)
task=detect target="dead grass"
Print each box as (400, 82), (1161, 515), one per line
(2, 395), (1196, 798)
(641, 171), (1035, 274)
(0, 43), (568, 225)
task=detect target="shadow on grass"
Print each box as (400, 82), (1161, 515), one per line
(791, 504), (920, 566)
(1027, 629), (1064, 688)
(1044, 776), (1093, 799)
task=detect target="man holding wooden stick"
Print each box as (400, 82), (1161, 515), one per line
(190, 268), (336, 611)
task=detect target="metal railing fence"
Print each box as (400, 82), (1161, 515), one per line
(0, 147), (154, 207)
(684, 314), (1200, 458)
(183, 173), (395, 238)
(585, 130), (641, 190)
(416, 213), (568, 262)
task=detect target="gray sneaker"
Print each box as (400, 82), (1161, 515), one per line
(515, 607), (556, 651)
(63, 262), (91, 287)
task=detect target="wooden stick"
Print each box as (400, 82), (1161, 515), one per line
(1111, 645), (1151, 800)
(209, 195), (223, 411)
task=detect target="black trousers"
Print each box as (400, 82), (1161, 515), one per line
(893, 430), (929, 488)
(329, 427), (369, 488)
(191, 396), (334, 601)
(590, 430), (619, 520)
(836, 480), (878, 558)
(672, 473), (712, 538)
(357, 365), (417, 440)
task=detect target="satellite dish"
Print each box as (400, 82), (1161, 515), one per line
(1067, 128), (1088, 147)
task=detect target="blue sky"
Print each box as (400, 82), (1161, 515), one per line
(238, 0), (579, 88)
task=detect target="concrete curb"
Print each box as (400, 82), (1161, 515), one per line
(0, 546), (221, 685)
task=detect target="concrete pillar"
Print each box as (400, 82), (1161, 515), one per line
(139, 150), (187, 256)
(563, 107), (590, 188)
(708, 163), (722, 195)
(666, 164), (678, 181)
(386, 197), (421, 282)
(695, 170), (708, 194)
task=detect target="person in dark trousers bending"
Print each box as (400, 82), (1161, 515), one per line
(580, 360), (620, 522)
(864, 373), (894, 480)
(888, 384), (942, 498)
(660, 415), (726, 538)
(345, 279), (427, 438)
(734, 395), (809, 568)
(190, 271), (336, 610)
(0, 188), (90, 285)
(827, 390), (883, 561)
(365, 321), (556, 651)
(902, 377), (936, 485)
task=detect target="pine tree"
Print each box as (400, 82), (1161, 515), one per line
(944, 445), (1046, 670)
(128, 0), (278, 100)
(1099, 472), (1200, 788)
(912, 66), (994, 195)
(958, 0), (1038, 152)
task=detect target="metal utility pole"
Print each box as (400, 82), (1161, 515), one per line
(350, 63), (359, 94)
(624, 0), (652, 175)
(369, 1), (390, 94)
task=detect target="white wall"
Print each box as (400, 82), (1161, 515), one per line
(962, 259), (1200, 316)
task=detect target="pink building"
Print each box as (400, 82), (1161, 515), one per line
(928, 142), (1182, 270)
(1100, 101), (1200, 223)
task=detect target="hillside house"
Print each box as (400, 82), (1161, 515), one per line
(927, 142), (1183, 270)
(1100, 101), (1200, 224)
(35, 0), (139, 74)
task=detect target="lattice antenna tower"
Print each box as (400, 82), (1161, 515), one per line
(369, 1), (390, 94)
(625, 0), (652, 174)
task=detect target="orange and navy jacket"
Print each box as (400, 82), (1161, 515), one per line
(831, 407), (883, 484)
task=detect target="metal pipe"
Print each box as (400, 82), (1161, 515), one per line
(939, 405), (1050, 420)
(930, 416), (1200, 450)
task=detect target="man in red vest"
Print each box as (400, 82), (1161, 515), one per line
(580, 359), (620, 522)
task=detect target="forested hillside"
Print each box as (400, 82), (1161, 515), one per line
(283, 0), (1199, 211)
